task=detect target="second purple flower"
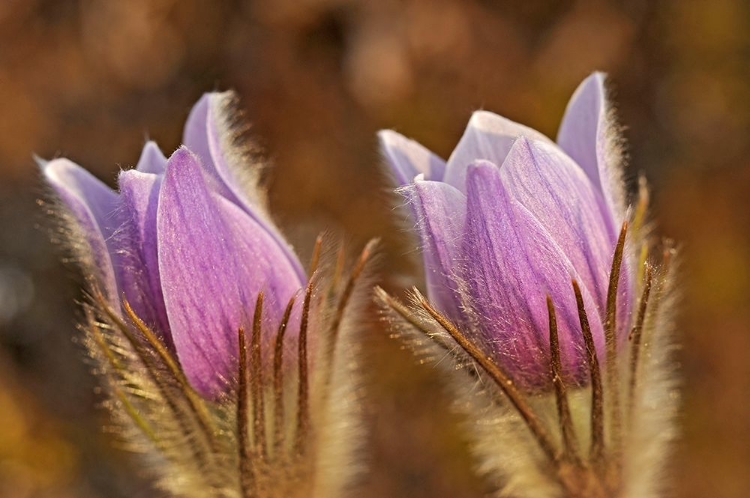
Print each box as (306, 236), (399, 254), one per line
(380, 73), (632, 389)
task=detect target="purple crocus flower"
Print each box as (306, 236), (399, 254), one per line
(42, 92), (306, 398)
(379, 73), (632, 388)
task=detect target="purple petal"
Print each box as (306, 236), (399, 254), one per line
(378, 130), (446, 186)
(443, 111), (552, 192)
(117, 170), (172, 348)
(462, 161), (605, 387)
(182, 94), (229, 194)
(183, 92), (307, 283)
(42, 159), (120, 302)
(182, 92), (248, 204)
(499, 138), (615, 312)
(157, 147), (304, 397)
(409, 177), (466, 321)
(135, 141), (167, 175)
(557, 72), (626, 225)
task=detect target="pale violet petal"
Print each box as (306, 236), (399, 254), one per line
(135, 141), (168, 175)
(157, 148), (303, 397)
(43, 159), (120, 302)
(117, 170), (172, 348)
(462, 161), (605, 387)
(499, 138), (616, 310)
(443, 110), (552, 191)
(182, 92), (307, 283)
(378, 130), (446, 185)
(408, 178), (466, 321)
(557, 72), (626, 225)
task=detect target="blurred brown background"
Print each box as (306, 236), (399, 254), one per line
(0, 0), (748, 496)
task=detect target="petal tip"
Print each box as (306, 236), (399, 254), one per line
(141, 140), (164, 157)
(170, 145), (196, 162)
(468, 110), (501, 131)
(33, 154), (49, 169)
(377, 128), (400, 144)
(42, 157), (80, 182)
(466, 159), (499, 178)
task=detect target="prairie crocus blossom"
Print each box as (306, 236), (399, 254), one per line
(42, 92), (371, 498)
(44, 96), (306, 398)
(378, 73), (678, 498)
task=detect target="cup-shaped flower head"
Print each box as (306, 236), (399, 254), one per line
(42, 93), (371, 498)
(378, 73), (678, 498)
(43, 92), (306, 397)
(380, 72), (632, 389)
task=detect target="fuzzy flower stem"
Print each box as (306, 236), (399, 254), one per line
(122, 299), (217, 449)
(273, 295), (296, 456)
(419, 296), (560, 465)
(96, 292), (219, 487)
(320, 240), (376, 411)
(295, 281), (313, 455)
(309, 235), (323, 276)
(604, 222), (627, 457)
(376, 289), (454, 353)
(572, 280), (605, 463)
(330, 240), (376, 350)
(85, 308), (159, 444)
(628, 264), (653, 419)
(332, 244), (346, 289)
(547, 297), (580, 464)
(237, 326), (256, 498)
(631, 176), (650, 238)
(250, 293), (267, 460)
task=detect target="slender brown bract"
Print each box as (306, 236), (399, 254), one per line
(332, 243), (346, 288)
(572, 280), (605, 463)
(95, 292), (218, 486)
(631, 175), (650, 237)
(273, 295), (296, 455)
(122, 298), (217, 449)
(628, 264), (653, 416)
(237, 326), (255, 497)
(376, 289), (453, 353)
(330, 239), (376, 348)
(250, 293), (267, 460)
(547, 297), (580, 463)
(604, 221), (627, 455)
(309, 234), (323, 276)
(296, 281), (314, 454)
(85, 306), (159, 444)
(419, 296), (559, 465)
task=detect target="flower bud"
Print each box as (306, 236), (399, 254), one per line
(378, 73), (677, 498)
(381, 73), (632, 388)
(42, 92), (369, 498)
(44, 93), (306, 398)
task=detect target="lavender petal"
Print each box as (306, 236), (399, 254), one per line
(462, 161), (605, 386)
(117, 170), (172, 348)
(557, 72), (626, 224)
(157, 147), (303, 397)
(42, 159), (121, 303)
(135, 141), (168, 175)
(183, 92), (307, 283)
(499, 137), (616, 312)
(378, 130), (447, 186)
(409, 176), (467, 321)
(443, 110), (552, 192)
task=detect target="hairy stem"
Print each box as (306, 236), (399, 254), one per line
(547, 297), (580, 463)
(419, 296), (560, 465)
(273, 295), (296, 456)
(572, 280), (605, 463)
(604, 222), (627, 457)
(628, 264), (653, 418)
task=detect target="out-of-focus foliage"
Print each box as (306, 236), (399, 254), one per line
(0, 0), (748, 496)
